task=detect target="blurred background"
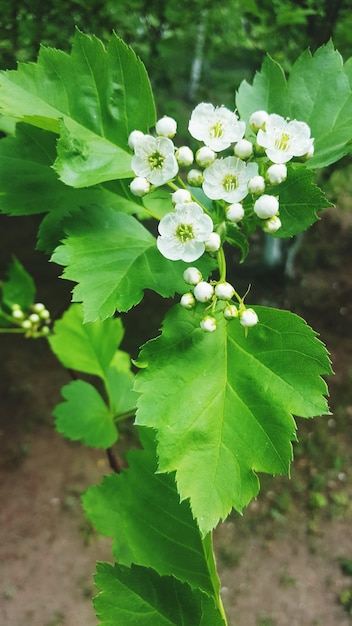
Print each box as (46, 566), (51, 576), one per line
(0, 2), (352, 626)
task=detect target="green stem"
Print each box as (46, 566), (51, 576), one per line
(201, 532), (228, 624)
(217, 246), (227, 283)
(0, 327), (26, 333)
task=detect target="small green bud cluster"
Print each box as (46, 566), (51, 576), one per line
(10, 302), (51, 338)
(181, 267), (258, 333)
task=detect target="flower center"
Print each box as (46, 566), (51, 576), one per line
(148, 150), (165, 170)
(222, 174), (238, 192)
(209, 121), (224, 138)
(275, 132), (290, 151)
(176, 223), (195, 243)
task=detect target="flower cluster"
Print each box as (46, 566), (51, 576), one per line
(9, 302), (51, 338)
(181, 267), (258, 333)
(127, 105), (314, 333)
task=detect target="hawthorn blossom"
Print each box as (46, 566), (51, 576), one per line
(188, 103), (245, 152)
(203, 156), (258, 203)
(257, 114), (314, 164)
(157, 202), (214, 262)
(131, 135), (178, 186)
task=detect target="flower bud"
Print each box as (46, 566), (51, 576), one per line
(175, 146), (194, 166)
(240, 308), (258, 327)
(223, 304), (238, 320)
(128, 130), (145, 150)
(253, 194), (279, 219)
(187, 169), (203, 187)
(183, 266), (202, 285)
(180, 292), (196, 309)
(249, 110), (268, 132)
(248, 175), (265, 195)
(39, 308), (51, 320)
(226, 203), (244, 223)
(129, 177), (150, 197)
(32, 302), (45, 312)
(172, 188), (192, 204)
(29, 313), (40, 323)
(200, 315), (217, 332)
(12, 309), (25, 320)
(263, 215), (282, 234)
(215, 281), (235, 300)
(194, 281), (214, 302)
(266, 163), (287, 185)
(21, 319), (32, 329)
(234, 139), (253, 159)
(196, 146), (216, 167)
(155, 116), (177, 138)
(204, 232), (221, 253)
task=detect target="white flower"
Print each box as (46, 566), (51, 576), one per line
(188, 103), (245, 152)
(257, 113), (314, 164)
(187, 169), (203, 186)
(157, 202), (213, 262)
(266, 163), (287, 185)
(203, 156), (258, 203)
(205, 232), (221, 253)
(249, 110), (269, 132)
(194, 281), (214, 302)
(176, 146), (194, 166)
(263, 215), (282, 233)
(253, 194), (279, 219)
(155, 116), (177, 138)
(171, 188), (192, 204)
(248, 175), (265, 194)
(129, 176), (150, 197)
(183, 266), (202, 285)
(131, 135), (178, 186)
(200, 315), (217, 332)
(128, 129), (145, 150)
(240, 308), (258, 327)
(215, 282), (235, 300)
(226, 203), (245, 223)
(196, 146), (216, 167)
(234, 139), (253, 159)
(180, 292), (196, 309)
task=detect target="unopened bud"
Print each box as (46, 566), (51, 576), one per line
(172, 188), (192, 204)
(194, 281), (214, 302)
(128, 130), (145, 150)
(248, 175), (265, 195)
(266, 163), (287, 185)
(196, 146), (216, 167)
(215, 282), (235, 300)
(253, 194), (279, 219)
(204, 232), (221, 253)
(155, 116), (177, 138)
(130, 177), (150, 197)
(180, 292), (196, 309)
(234, 139), (253, 159)
(200, 315), (217, 332)
(187, 169), (203, 187)
(183, 267), (202, 285)
(226, 203), (244, 223)
(175, 146), (194, 166)
(240, 308), (258, 327)
(249, 110), (268, 132)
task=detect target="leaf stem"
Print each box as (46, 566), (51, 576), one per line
(0, 327), (26, 333)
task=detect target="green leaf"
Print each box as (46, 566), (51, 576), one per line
(135, 304), (331, 535)
(51, 206), (216, 322)
(236, 55), (288, 125)
(1, 256), (35, 310)
(236, 42), (352, 168)
(94, 562), (225, 626)
(105, 352), (137, 417)
(225, 223), (249, 262)
(0, 31), (156, 187)
(48, 303), (124, 379)
(268, 165), (331, 238)
(53, 379), (117, 448)
(83, 428), (220, 597)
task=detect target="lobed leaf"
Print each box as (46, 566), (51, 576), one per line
(53, 379), (117, 448)
(94, 562), (225, 626)
(51, 206), (216, 322)
(1, 256), (35, 310)
(135, 304), (331, 535)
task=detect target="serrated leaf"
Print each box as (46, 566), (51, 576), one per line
(269, 165), (331, 238)
(94, 563), (225, 626)
(135, 304), (331, 535)
(83, 428), (219, 597)
(51, 206), (216, 322)
(48, 303), (124, 379)
(236, 42), (352, 168)
(1, 256), (35, 309)
(0, 31), (156, 187)
(53, 379), (117, 448)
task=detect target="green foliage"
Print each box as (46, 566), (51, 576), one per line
(135, 304), (331, 535)
(49, 304), (136, 447)
(237, 42), (352, 168)
(1, 256), (35, 310)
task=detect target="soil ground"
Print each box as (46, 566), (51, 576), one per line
(0, 204), (351, 626)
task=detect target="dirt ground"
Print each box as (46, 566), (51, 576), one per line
(0, 205), (351, 626)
